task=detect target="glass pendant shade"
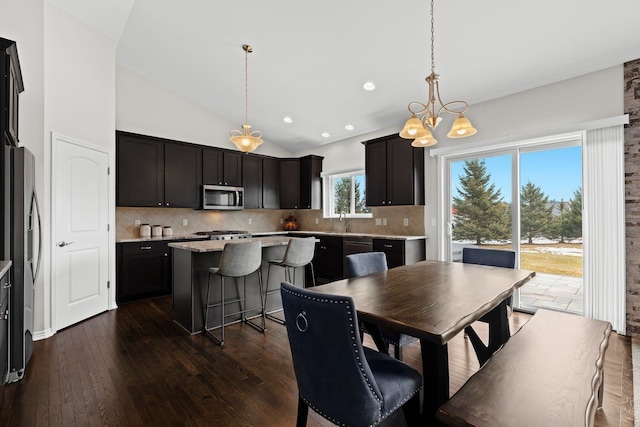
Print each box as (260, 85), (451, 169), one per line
(230, 124), (263, 153)
(411, 128), (437, 147)
(446, 114), (477, 138)
(400, 114), (430, 139)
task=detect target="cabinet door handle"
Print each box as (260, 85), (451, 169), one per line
(382, 201), (386, 205)
(158, 202), (162, 206)
(384, 244), (393, 248)
(141, 246), (152, 250)
(1, 310), (7, 320)
(3, 283), (10, 289)
(164, 253), (168, 257)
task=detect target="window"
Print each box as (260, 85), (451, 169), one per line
(323, 170), (372, 218)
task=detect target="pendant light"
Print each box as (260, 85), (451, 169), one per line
(230, 44), (263, 153)
(399, 0), (477, 147)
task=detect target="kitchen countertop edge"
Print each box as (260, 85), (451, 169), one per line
(0, 260), (12, 278)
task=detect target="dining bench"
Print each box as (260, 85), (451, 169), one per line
(436, 309), (612, 427)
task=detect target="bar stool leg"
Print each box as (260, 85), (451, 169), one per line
(204, 272), (212, 332)
(309, 262), (316, 287)
(220, 276), (225, 346)
(265, 263), (286, 325)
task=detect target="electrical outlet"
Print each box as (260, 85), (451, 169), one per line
(382, 218), (387, 226)
(403, 218), (409, 226)
(182, 219), (188, 227)
(315, 218), (319, 224)
(134, 220), (141, 227)
(375, 218), (382, 226)
(248, 218), (253, 225)
(280, 218), (284, 224)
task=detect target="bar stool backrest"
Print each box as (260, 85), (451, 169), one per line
(217, 241), (262, 277)
(281, 237), (316, 268)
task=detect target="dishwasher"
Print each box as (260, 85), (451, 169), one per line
(342, 237), (373, 277)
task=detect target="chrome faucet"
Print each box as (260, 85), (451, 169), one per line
(339, 211), (349, 232)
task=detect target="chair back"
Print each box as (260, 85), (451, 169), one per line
(462, 247), (516, 269)
(280, 281), (385, 426)
(345, 252), (388, 278)
(217, 241), (262, 277)
(281, 237), (316, 267)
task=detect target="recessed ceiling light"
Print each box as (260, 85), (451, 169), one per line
(283, 116), (293, 123)
(321, 132), (330, 138)
(345, 124), (354, 131)
(363, 81), (376, 91)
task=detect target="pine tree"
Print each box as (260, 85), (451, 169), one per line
(562, 187), (583, 240)
(334, 177), (351, 214)
(452, 159), (510, 244)
(520, 181), (553, 244)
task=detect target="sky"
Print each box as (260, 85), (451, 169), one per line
(450, 146), (582, 204)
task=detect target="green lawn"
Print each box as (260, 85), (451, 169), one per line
(480, 242), (583, 277)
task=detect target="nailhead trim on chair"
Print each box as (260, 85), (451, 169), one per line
(281, 286), (385, 415)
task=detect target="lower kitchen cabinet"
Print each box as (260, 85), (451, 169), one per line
(312, 236), (343, 284)
(373, 238), (426, 269)
(117, 241), (172, 303)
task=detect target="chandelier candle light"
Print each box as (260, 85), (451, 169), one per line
(399, 0), (477, 147)
(230, 44), (263, 153)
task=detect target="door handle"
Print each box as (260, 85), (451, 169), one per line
(57, 241), (74, 247)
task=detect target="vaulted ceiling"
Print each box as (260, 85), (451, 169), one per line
(50, 0), (640, 152)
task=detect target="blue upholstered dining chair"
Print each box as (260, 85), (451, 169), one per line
(462, 247), (516, 364)
(345, 252), (419, 361)
(280, 281), (422, 427)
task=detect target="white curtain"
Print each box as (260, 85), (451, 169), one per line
(583, 125), (626, 334)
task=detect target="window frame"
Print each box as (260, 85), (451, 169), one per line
(323, 170), (372, 218)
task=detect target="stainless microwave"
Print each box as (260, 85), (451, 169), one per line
(202, 185), (244, 210)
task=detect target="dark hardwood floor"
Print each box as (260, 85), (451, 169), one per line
(0, 296), (633, 426)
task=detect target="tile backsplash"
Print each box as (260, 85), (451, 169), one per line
(116, 205), (426, 240)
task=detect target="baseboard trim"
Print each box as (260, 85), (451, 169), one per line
(32, 328), (54, 341)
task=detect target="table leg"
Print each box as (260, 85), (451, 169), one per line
(465, 299), (510, 366)
(420, 340), (448, 426)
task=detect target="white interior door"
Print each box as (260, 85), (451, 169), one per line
(53, 135), (110, 330)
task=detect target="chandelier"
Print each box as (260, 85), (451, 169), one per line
(399, 0), (477, 147)
(230, 44), (263, 153)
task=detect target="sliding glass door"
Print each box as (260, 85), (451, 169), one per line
(448, 143), (583, 314)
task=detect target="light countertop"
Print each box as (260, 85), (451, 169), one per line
(168, 236), (293, 253)
(288, 231), (427, 241)
(0, 260), (12, 278)
(117, 234), (208, 243)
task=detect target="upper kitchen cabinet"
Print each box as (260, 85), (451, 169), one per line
(116, 132), (201, 208)
(243, 155), (280, 209)
(279, 158), (300, 209)
(363, 135), (424, 206)
(0, 38), (24, 147)
(202, 148), (242, 187)
(300, 155), (323, 209)
(279, 156), (323, 210)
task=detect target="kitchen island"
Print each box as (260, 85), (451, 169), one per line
(169, 236), (304, 334)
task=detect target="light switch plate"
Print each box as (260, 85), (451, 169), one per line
(248, 218), (253, 225)
(375, 218), (382, 226)
(134, 220), (141, 227)
(382, 218), (387, 226)
(182, 219), (188, 227)
(403, 218), (409, 226)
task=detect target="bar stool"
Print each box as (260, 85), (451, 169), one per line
(203, 240), (266, 346)
(264, 237), (316, 324)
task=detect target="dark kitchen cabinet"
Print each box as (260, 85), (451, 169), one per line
(279, 156), (323, 210)
(164, 142), (202, 208)
(116, 132), (201, 208)
(117, 241), (172, 303)
(300, 155), (323, 209)
(373, 238), (426, 269)
(243, 155), (280, 209)
(313, 235), (343, 283)
(279, 158), (300, 209)
(202, 148), (243, 187)
(0, 38), (23, 148)
(364, 135), (424, 206)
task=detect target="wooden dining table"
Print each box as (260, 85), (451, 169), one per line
(311, 260), (536, 426)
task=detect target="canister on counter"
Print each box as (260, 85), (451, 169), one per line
(163, 226), (173, 236)
(152, 225), (163, 237)
(140, 223), (151, 237)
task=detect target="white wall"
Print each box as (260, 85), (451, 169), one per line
(116, 65), (293, 158)
(300, 65), (624, 259)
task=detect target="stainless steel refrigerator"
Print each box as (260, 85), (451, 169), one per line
(6, 146), (41, 383)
